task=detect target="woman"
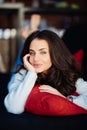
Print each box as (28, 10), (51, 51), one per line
(4, 30), (87, 114)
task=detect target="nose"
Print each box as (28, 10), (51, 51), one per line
(34, 53), (39, 61)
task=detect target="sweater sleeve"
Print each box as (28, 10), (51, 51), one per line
(72, 78), (87, 110)
(4, 69), (37, 114)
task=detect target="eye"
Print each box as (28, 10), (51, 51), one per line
(40, 51), (47, 54)
(30, 51), (35, 56)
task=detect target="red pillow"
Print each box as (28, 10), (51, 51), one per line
(25, 84), (87, 116)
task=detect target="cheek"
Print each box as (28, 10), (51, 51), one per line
(44, 57), (52, 66)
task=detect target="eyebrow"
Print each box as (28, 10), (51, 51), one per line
(30, 48), (48, 51)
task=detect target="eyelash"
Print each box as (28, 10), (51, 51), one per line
(40, 51), (47, 54)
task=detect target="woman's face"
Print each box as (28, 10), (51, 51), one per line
(29, 38), (52, 73)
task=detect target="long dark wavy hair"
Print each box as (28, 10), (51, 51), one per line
(19, 30), (82, 97)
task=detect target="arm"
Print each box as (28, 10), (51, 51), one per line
(4, 69), (37, 114)
(39, 80), (87, 110)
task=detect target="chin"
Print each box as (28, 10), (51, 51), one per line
(35, 69), (43, 73)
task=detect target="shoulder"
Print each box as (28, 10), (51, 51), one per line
(10, 68), (27, 81)
(75, 78), (87, 93)
(7, 69), (27, 91)
(75, 78), (87, 87)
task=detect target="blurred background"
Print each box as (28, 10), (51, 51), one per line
(0, 0), (87, 74)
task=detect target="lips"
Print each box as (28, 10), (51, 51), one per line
(33, 64), (42, 68)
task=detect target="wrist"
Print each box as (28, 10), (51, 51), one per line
(67, 96), (73, 102)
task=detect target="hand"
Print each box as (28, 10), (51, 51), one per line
(30, 14), (41, 30)
(23, 54), (35, 72)
(39, 85), (65, 98)
(21, 26), (30, 39)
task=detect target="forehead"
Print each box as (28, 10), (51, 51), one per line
(30, 38), (49, 50)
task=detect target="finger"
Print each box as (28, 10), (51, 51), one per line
(39, 85), (52, 89)
(23, 54), (30, 63)
(39, 89), (51, 93)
